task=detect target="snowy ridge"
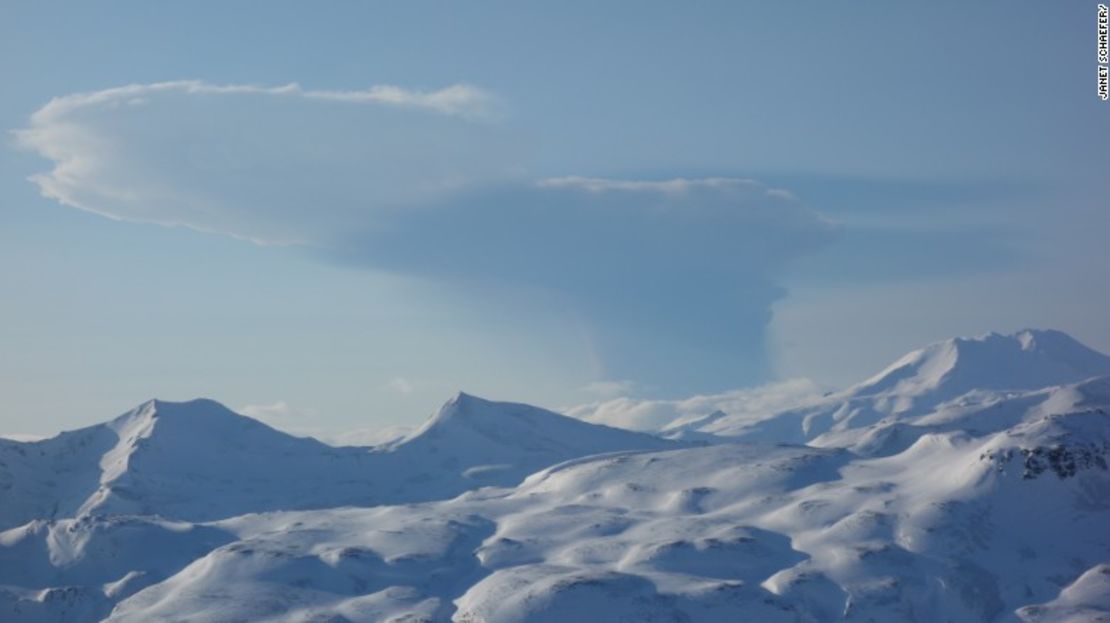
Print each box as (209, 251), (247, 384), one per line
(850, 329), (1110, 405)
(390, 392), (675, 478)
(0, 394), (676, 532)
(682, 329), (1110, 445)
(84, 425), (1110, 622)
(1, 329), (1109, 621)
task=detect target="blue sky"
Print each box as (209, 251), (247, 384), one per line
(2, 2), (1108, 437)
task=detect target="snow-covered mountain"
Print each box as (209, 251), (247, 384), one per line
(673, 329), (1110, 444)
(1, 329), (1109, 622)
(0, 393), (675, 531)
(855, 329), (1110, 399)
(10, 409), (1107, 622)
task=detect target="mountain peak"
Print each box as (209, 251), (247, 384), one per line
(106, 398), (254, 441)
(145, 398), (240, 416)
(421, 391), (574, 433)
(400, 391), (676, 472)
(413, 391), (490, 434)
(854, 329), (1110, 402)
(447, 390), (485, 409)
(114, 397), (239, 419)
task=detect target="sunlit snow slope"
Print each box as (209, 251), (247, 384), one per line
(0, 393), (675, 530)
(1, 329), (1108, 622)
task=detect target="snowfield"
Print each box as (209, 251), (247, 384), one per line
(1, 329), (1108, 622)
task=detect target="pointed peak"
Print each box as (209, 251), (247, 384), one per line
(438, 391), (508, 419)
(409, 391), (603, 442)
(448, 391), (484, 406)
(438, 391), (488, 416)
(405, 391), (492, 438)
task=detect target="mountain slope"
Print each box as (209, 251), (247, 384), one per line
(0, 394), (677, 530)
(809, 374), (1110, 456)
(3, 329), (1110, 622)
(0, 399), (379, 529)
(687, 329), (1110, 444)
(847, 328), (1110, 408)
(95, 411), (1110, 622)
(382, 392), (677, 489)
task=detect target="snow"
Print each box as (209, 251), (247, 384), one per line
(1, 329), (1109, 622)
(0, 394), (675, 531)
(1018, 564), (1110, 623)
(659, 329), (1110, 446)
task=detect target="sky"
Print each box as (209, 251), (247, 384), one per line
(2, 2), (1108, 439)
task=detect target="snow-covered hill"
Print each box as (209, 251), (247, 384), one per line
(0, 394), (676, 531)
(18, 411), (1107, 622)
(1, 329), (1109, 622)
(668, 329), (1110, 445)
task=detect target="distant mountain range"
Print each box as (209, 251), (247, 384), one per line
(1, 329), (1108, 622)
(0, 393), (675, 531)
(665, 329), (1110, 445)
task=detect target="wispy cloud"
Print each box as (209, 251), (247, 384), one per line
(240, 400), (319, 426)
(538, 176), (768, 194)
(0, 433), (47, 442)
(565, 378), (826, 432)
(386, 377), (416, 395)
(580, 379), (638, 398)
(25, 80), (498, 122)
(324, 425), (415, 448)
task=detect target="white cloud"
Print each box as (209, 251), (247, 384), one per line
(537, 176), (765, 194)
(324, 425), (415, 448)
(240, 400), (318, 425)
(303, 84), (498, 119)
(537, 177), (802, 205)
(564, 378), (826, 433)
(15, 80), (512, 244)
(25, 80), (498, 122)
(580, 379), (638, 398)
(0, 433), (47, 442)
(386, 377), (415, 394)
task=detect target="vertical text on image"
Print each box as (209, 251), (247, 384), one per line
(1098, 4), (1109, 100)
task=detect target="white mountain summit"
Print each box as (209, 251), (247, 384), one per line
(674, 329), (1110, 445)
